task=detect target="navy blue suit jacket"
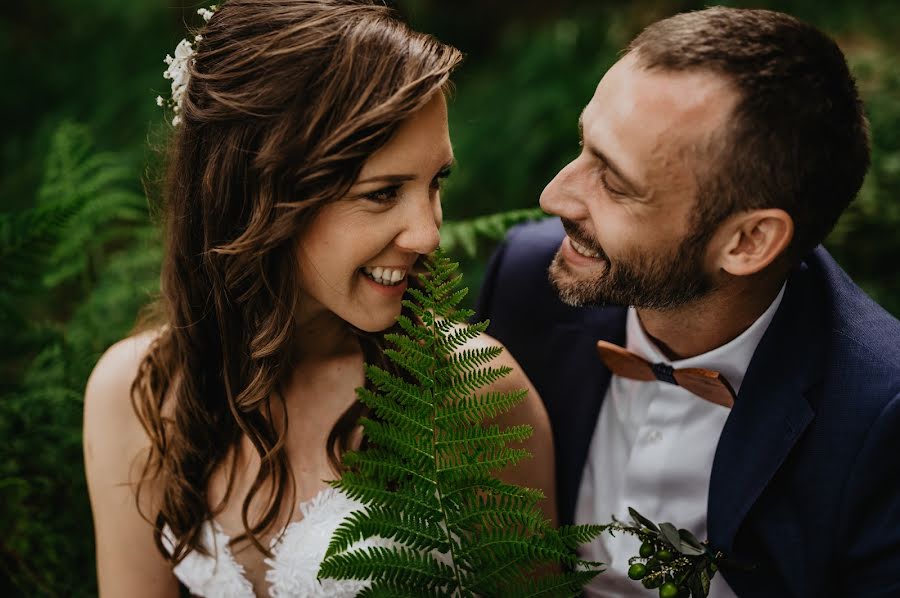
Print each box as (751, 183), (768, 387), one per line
(475, 218), (900, 597)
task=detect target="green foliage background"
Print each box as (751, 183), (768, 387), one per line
(1, 0), (897, 595)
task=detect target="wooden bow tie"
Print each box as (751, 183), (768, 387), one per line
(596, 340), (736, 409)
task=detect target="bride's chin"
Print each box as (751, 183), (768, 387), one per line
(352, 311), (402, 334)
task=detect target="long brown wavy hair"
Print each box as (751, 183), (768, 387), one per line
(131, 0), (462, 563)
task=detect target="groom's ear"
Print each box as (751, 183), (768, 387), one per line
(713, 208), (794, 276)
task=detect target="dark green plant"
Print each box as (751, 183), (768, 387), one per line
(318, 249), (605, 597)
(0, 122), (159, 597)
(440, 207), (548, 258)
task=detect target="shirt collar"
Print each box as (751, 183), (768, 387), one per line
(625, 284), (786, 396)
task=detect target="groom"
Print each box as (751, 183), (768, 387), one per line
(476, 7), (900, 597)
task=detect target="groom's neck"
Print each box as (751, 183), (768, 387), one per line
(635, 273), (786, 361)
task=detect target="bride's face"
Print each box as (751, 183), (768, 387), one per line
(296, 93), (453, 332)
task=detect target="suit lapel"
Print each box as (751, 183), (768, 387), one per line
(553, 306), (626, 525)
(708, 262), (826, 552)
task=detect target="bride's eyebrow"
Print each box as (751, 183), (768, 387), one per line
(355, 174), (416, 185)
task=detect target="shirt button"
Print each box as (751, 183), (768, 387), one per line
(647, 429), (662, 443)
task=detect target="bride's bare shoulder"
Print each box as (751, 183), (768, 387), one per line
(83, 330), (165, 464)
(84, 331), (160, 421)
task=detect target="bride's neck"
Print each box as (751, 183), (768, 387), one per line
(293, 309), (360, 363)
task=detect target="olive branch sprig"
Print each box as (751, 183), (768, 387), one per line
(600, 507), (725, 598)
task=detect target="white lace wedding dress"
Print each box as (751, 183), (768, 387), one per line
(162, 486), (394, 597)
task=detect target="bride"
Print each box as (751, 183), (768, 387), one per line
(82, 1), (556, 596)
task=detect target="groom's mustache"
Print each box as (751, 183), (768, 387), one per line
(560, 219), (609, 262)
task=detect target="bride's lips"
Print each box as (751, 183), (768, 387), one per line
(360, 269), (409, 296)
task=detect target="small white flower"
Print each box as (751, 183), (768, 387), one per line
(174, 38), (193, 60)
(158, 4), (218, 126)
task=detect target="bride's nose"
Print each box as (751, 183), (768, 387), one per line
(395, 193), (441, 254)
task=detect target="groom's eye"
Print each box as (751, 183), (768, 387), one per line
(600, 173), (625, 197)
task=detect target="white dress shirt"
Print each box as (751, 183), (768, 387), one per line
(576, 286), (785, 597)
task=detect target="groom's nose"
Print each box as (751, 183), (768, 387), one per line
(540, 158), (589, 221)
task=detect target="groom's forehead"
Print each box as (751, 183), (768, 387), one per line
(585, 56), (737, 159)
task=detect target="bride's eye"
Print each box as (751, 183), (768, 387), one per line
(364, 185), (401, 204)
(430, 167), (452, 192)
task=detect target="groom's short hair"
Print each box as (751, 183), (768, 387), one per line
(626, 7), (870, 259)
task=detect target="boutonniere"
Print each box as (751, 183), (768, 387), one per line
(601, 508), (727, 597)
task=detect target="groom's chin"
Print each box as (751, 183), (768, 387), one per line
(548, 253), (607, 307)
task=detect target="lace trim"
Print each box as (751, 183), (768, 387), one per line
(163, 486), (379, 597)
(163, 516), (254, 598)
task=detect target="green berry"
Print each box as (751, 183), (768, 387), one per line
(639, 541), (655, 558)
(659, 582), (679, 598)
(627, 563), (647, 580)
(656, 549), (674, 563)
(642, 575), (663, 589)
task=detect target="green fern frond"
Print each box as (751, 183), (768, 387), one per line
(449, 495), (548, 531)
(441, 366), (513, 401)
(436, 446), (531, 479)
(320, 248), (603, 596)
(344, 450), (436, 487)
(456, 529), (582, 570)
(435, 423), (533, 451)
(440, 345), (504, 374)
(556, 524), (609, 550)
(505, 570), (607, 598)
(436, 390), (529, 426)
(382, 347), (435, 386)
(333, 475), (442, 516)
(394, 313), (435, 344)
(441, 477), (545, 504)
(355, 388), (433, 433)
(356, 583), (443, 598)
(318, 545), (457, 588)
(437, 321), (488, 353)
(364, 365), (433, 410)
(358, 419), (432, 463)
(326, 507), (451, 557)
(441, 208), (549, 258)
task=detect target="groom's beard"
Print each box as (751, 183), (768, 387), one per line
(548, 221), (716, 310)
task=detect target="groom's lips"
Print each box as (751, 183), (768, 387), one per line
(561, 236), (607, 267)
(560, 221), (606, 259)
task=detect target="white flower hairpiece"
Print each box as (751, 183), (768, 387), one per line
(158, 5), (218, 127)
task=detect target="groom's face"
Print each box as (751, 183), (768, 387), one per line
(541, 52), (739, 310)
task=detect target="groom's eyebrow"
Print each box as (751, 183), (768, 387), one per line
(578, 112), (644, 196)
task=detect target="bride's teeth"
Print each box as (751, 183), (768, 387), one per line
(362, 266), (407, 286)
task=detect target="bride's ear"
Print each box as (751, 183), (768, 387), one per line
(712, 209), (794, 276)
